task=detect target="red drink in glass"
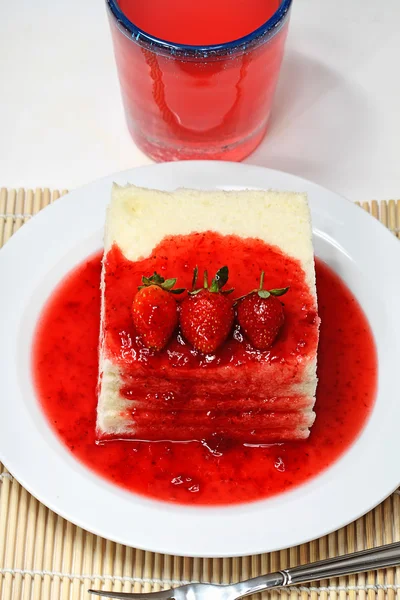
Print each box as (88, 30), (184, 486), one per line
(107, 0), (292, 162)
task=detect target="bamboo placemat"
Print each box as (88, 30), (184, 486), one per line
(0, 188), (399, 600)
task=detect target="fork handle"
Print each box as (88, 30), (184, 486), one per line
(235, 541), (400, 597)
(283, 540), (400, 585)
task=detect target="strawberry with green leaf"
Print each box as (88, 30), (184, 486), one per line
(180, 266), (234, 354)
(132, 272), (185, 351)
(236, 272), (289, 350)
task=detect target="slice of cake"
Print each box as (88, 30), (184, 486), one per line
(97, 184), (320, 444)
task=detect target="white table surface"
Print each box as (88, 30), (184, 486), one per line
(1, 0), (399, 201)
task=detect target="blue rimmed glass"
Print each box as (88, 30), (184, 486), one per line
(106, 0), (292, 162)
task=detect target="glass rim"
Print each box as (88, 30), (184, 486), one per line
(107, 0), (292, 55)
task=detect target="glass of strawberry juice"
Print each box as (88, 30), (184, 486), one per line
(106, 0), (292, 162)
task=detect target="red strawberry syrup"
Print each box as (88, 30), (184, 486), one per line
(32, 235), (377, 505)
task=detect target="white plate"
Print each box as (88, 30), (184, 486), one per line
(0, 161), (399, 558)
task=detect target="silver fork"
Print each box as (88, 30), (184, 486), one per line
(89, 541), (400, 600)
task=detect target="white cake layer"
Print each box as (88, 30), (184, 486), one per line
(105, 184), (316, 291)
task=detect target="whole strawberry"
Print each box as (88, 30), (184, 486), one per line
(180, 266), (234, 354)
(132, 272), (184, 351)
(236, 272), (289, 350)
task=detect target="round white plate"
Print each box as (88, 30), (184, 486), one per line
(1, 161), (399, 558)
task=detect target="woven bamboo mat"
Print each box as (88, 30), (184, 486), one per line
(0, 188), (400, 600)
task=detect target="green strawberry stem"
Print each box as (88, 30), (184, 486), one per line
(234, 272), (289, 305)
(138, 271), (185, 294)
(191, 266), (199, 290)
(189, 266), (234, 296)
(210, 266), (229, 292)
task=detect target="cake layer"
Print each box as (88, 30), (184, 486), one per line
(99, 425), (312, 443)
(99, 403), (316, 439)
(104, 185), (317, 292)
(120, 393), (316, 412)
(97, 185), (319, 443)
(112, 407), (315, 429)
(116, 362), (318, 399)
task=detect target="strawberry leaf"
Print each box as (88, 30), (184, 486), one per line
(233, 293), (247, 305)
(190, 266), (233, 295)
(215, 266), (229, 288)
(149, 272), (164, 285)
(169, 288), (185, 295)
(234, 272), (288, 304)
(162, 278), (177, 290)
(210, 266), (229, 292)
(269, 287), (289, 297)
(138, 271), (185, 294)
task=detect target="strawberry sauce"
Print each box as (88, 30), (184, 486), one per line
(33, 243), (377, 505)
(100, 234), (319, 443)
(103, 237), (317, 372)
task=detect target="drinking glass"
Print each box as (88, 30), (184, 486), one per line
(107, 0), (292, 162)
